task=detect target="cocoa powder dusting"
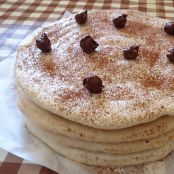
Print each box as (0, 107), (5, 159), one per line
(124, 21), (149, 35)
(92, 56), (110, 69)
(61, 89), (84, 101)
(39, 58), (56, 76)
(141, 48), (160, 66)
(141, 75), (165, 88)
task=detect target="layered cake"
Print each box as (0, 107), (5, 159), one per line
(15, 10), (174, 166)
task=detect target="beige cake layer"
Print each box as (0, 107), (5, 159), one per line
(19, 95), (174, 144)
(23, 114), (174, 154)
(15, 10), (174, 129)
(26, 118), (174, 166)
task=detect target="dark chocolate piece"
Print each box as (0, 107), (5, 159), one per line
(113, 14), (127, 29)
(83, 75), (103, 94)
(123, 45), (140, 60)
(36, 33), (51, 52)
(166, 48), (174, 63)
(164, 22), (174, 35)
(75, 10), (87, 25)
(80, 36), (99, 53)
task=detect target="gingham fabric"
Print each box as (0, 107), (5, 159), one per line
(1, 0), (174, 173)
(0, 148), (57, 174)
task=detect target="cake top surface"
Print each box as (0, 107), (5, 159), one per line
(15, 10), (174, 129)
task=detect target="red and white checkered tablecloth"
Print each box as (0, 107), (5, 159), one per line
(0, 147), (57, 174)
(1, 0), (174, 173)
